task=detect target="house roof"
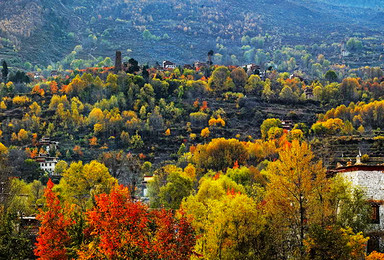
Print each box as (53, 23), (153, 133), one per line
(163, 60), (175, 66)
(328, 164), (384, 177)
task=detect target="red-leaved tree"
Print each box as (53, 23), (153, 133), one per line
(78, 185), (195, 259)
(34, 179), (73, 259)
(150, 209), (196, 259)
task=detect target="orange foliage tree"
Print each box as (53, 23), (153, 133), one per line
(89, 136), (98, 146)
(367, 251), (384, 260)
(200, 127), (210, 138)
(34, 179), (73, 259)
(78, 185), (195, 259)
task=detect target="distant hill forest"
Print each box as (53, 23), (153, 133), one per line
(0, 0), (384, 71)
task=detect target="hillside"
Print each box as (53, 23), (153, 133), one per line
(1, 0), (384, 69)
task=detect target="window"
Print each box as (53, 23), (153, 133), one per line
(371, 204), (380, 224)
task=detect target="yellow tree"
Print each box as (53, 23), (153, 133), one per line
(29, 102), (42, 116)
(264, 140), (330, 258)
(200, 127), (210, 139)
(182, 175), (264, 259)
(17, 129), (29, 144)
(192, 138), (248, 171)
(0, 101), (7, 110)
(56, 160), (116, 208)
(88, 108), (104, 125)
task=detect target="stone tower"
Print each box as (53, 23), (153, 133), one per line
(115, 51), (122, 72)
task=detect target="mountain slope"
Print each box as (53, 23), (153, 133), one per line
(0, 0), (383, 68)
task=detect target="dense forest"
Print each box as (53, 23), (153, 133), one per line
(0, 57), (384, 258)
(1, 0), (384, 69)
(1, 0), (384, 258)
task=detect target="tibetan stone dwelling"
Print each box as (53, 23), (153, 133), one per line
(333, 155), (384, 252)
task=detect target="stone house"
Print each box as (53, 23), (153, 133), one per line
(140, 175), (154, 203)
(35, 153), (58, 175)
(34, 137), (60, 175)
(334, 155), (384, 252)
(163, 60), (176, 69)
(194, 61), (207, 70)
(304, 87), (314, 99)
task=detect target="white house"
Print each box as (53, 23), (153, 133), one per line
(35, 153), (58, 175)
(334, 156), (384, 252)
(163, 60), (177, 69)
(34, 137), (60, 175)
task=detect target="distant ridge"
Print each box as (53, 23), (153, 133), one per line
(0, 0), (383, 67)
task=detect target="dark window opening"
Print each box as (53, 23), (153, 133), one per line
(367, 235), (380, 254)
(371, 205), (380, 224)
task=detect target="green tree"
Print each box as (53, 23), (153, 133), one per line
(230, 67), (248, 91)
(346, 38), (363, 52)
(158, 171), (193, 209)
(279, 86), (298, 103)
(324, 70), (338, 82)
(1, 61), (8, 83)
(260, 118), (282, 140)
(208, 66), (234, 92)
(244, 74), (263, 96)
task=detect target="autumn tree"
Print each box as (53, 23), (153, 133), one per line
(57, 161), (116, 208)
(77, 185), (195, 259)
(192, 138), (249, 172)
(34, 179), (73, 259)
(244, 74), (264, 96)
(99, 151), (142, 197)
(264, 140), (330, 258)
(29, 102), (42, 116)
(200, 127), (210, 138)
(208, 66), (235, 92)
(54, 160), (68, 176)
(230, 67), (247, 91)
(182, 175), (264, 259)
(367, 251), (384, 260)
(260, 118), (282, 140)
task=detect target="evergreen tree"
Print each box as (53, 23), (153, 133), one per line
(1, 61), (8, 83)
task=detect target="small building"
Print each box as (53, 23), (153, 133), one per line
(183, 64), (193, 70)
(141, 176), (153, 198)
(35, 153), (58, 175)
(246, 63), (261, 76)
(304, 87), (314, 99)
(38, 137), (59, 154)
(33, 73), (42, 80)
(35, 137), (60, 175)
(163, 60), (177, 69)
(50, 70), (59, 77)
(194, 62), (207, 70)
(281, 120), (294, 131)
(334, 156), (384, 252)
